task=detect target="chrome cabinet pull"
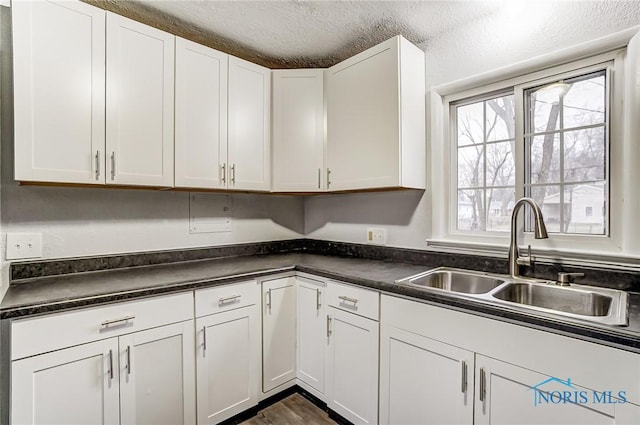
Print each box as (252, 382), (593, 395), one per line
(479, 367), (486, 402)
(326, 315), (332, 337)
(461, 361), (467, 393)
(221, 163), (226, 184)
(110, 152), (115, 180)
(202, 326), (207, 351)
(317, 168), (321, 189)
(338, 295), (358, 305)
(231, 164), (236, 184)
(219, 294), (241, 304)
(316, 289), (321, 311)
(108, 349), (114, 381)
(266, 288), (272, 312)
(101, 315), (135, 328)
(126, 346), (132, 375)
(95, 151), (100, 180)
(326, 168), (331, 188)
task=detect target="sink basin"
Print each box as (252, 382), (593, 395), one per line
(396, 267), (506, 294)
(491, 281), (628, 326)
(492, 283), (611, 316)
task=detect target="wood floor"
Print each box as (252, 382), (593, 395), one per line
(240, 393), (337, 425)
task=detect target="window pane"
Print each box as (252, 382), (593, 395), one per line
(529, 184), (562, 233)
(528, 134), (560, 184)
(564, 126), (605, 182)
(457, 102), (483, 146)
(564, 73), (605, 129)
(486, 95), (515, 141)
(486, 187), (515, 232)
(561, 183), (606, 235)
(458, 145), (484, 188)
(486, 142), (515, 187)
(529, 88), (561, 133)
(457, 189), (485, 231)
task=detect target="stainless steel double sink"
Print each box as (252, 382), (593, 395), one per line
(395, 267), (628, 326)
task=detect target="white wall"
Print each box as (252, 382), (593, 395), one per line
(305, 1), (640, 250)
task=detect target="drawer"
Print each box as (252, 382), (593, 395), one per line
(11, 292), (193, 360)
(195, 280), (258, 317)
(326, 280), (379, 320)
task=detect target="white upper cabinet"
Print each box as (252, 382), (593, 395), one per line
(175, 38), (228, 189)
(272, 69), (325, 192)
(106, 13), (175, 187)
(326, 35), (426, 191)
(228, 57), (271, 191)
(13, 0), (106, 184)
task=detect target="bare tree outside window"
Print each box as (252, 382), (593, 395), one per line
(454, 69), (608, 236)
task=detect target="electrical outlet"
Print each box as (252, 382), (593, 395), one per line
(366, 227), (387, 245)
(6, 233), (43, 260)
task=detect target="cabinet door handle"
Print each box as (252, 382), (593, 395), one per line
(110, 152), (115, 180)
(219, 294), (241, 305)
(231, 164), (236, 184)
(221, 163), (226, 184)
(479, 367), (486, 402)
(126, 346), (132, 375)
(108, 349), (114, 381)
(316, 289), (321, 311)
(101, 315), (135, 329)
(338, 295), (358, 305)
(461, 361), (467, 393)
(326, 315), (332, 337)
(317, 168), (321, 189)
(326, 168), (331, 188)
(95, 150), (100, 180)
(202, 326), (207, 352)
(266, 288), (272, 312)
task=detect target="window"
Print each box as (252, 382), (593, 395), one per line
(452, 65), (610, 237)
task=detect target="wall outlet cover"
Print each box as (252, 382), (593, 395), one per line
(6, 233), (43, 260)
(366, 227), (387, 245)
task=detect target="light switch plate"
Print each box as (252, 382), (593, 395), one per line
(6, 233), (43, 260)
(366, 227), (387, 245)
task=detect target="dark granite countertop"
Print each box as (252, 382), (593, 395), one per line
(2, 252), (640, 353)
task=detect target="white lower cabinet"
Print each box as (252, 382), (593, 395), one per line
(326, 307), (379, 425)
(296, 276), (326, 394)
(379, 325), (474, 425)
(11, 338), (121, 425)
(476, 355), (636, 425)
(119, 321), (196, 425)
(381, 294), (640, 425)
(262, 277), (297, 393)
(196, 305), (259, 424)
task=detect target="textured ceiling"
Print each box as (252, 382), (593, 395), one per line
(84, 0), (501, 68)
(84, 1), (640, 71)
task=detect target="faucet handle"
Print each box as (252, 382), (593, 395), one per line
(515, 245), (533, 266)
(556, 272), (584, 286)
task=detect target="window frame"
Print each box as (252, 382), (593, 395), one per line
(437, 50), (625, 256)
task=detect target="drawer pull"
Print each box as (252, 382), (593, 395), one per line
(338, 295), (358, 305)
(218, 294), (241, 305)
(101, 315), (135, 328)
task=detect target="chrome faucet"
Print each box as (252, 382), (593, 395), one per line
(509, 198), (549, 278)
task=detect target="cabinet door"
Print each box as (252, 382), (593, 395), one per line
(175, 38), (228, 189)
(296, 276), (326, 394)
(13, 0), (106, 184)
(379, 325), (474, 425)
(262, 277), (297, 392)
(196, 306), (259, 425)
(119, 321), (196, 425)
(326, 38), (400, 191)
(106, 13), (174, 187)
(475, 354), (631, 425)
(326, 307), (379, 425)
(272, 70), (325, 192)
(11, 338), (120, 425)
(228, 56), (271, 191)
